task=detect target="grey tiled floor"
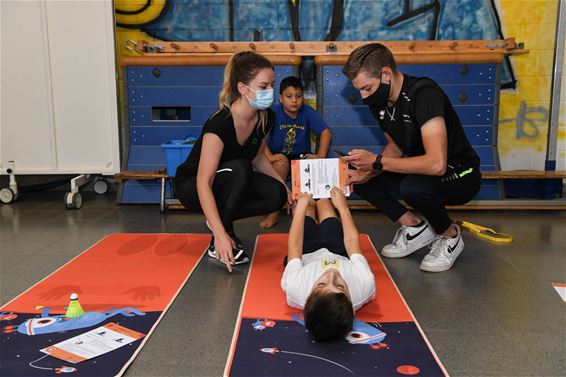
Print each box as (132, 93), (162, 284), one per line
(1, 189), (565, 376)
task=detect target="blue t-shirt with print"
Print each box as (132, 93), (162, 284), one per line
(267, 103), (329, 156)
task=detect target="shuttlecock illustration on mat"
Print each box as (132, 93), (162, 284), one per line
(65, 293), (85, 318)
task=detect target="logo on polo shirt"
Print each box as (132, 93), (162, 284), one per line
(322, 259), (340, 268)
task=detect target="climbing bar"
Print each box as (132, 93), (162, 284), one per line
(123, 39), (527, 58)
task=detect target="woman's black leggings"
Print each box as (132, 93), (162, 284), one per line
(174, 159), (287, 233)
(354, 163), (481, 234)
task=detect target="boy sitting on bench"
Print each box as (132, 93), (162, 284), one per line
(281, 188), (376, 342)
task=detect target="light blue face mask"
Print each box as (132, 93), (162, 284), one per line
(244, 85), (274, 110)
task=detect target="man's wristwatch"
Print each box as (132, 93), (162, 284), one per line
(372, 154), (383, 171)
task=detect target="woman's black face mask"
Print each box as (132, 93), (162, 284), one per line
(362, 74), (390, 109)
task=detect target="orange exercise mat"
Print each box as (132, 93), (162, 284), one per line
(225, 234), (447, 376)
(1, 233), (209, 376)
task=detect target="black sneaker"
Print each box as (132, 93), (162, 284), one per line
(207, 236), (250, 265)
(232, 249), (250, 265)
(228, 232), (249, 265)
(206, 237), (217, 259)
(227, 231), (244, 250)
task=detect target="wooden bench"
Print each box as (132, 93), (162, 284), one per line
(456, 170), (566, 209)
(115, 169), (173, 213)
(349, 170), (566, 210)
(481, 170), (566, 179)
(115, 170), (566, 213)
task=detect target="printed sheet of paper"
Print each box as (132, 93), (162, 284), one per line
(291, 158), (350, 199)
(552, 283), (566, 303)
(40, 322), (145, 363)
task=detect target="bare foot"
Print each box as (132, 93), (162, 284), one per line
(260, 211), (280, 229)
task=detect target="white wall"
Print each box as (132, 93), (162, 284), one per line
(0, 0), (120, 175)
(1, 1), (56, 172)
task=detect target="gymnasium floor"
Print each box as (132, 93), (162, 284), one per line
(1, 188), (565, 377)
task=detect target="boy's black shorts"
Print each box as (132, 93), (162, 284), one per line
(303, 216), (347, 256)
(284, 216), (347, 266)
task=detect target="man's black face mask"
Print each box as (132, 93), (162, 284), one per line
(362, 74), (390, 109)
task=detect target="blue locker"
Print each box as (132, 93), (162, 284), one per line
(127, 145), (165, 166)
(322, 84), (497, 107)
(128, 87), (221, 107)
(130, 126), (203, 145)
(463, 127), (493, 146)
(128, 106), (218, 127)
(319, 63), (503, 200)
(323, 105), (495, 127)
(332, 126), (387, 146)
(127, 66), (225, 86)
(121, 65), (299, 204)
(321, 64), (497, 87)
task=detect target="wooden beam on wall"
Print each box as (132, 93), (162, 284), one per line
(120, 54), (302, 66)
(130, 39), (524, 55)
(121, 39), (527, 66)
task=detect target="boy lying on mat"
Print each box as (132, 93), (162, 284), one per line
(281, 188), (376, 342)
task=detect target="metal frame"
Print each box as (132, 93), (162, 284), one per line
(546, 0), (565, 170)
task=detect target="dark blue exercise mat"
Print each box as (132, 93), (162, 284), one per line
(224, 234), (447, 376)
(0, 234), (210, 376)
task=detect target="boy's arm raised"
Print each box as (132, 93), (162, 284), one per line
(330, 187), (362, 257)
(288, 193), (313, 261)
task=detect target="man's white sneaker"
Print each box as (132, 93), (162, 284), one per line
(381, 221), (436, 258)
(420, 225), (464, 272)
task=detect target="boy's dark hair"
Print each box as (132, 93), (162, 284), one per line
(304, 290), (354, 342)
(342, 43), (398, 80)
(279, 76), (304, 94)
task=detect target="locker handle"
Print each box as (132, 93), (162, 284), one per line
(458, 93), (468, 103)
(347, 94), (357, 104)
(152, 68), (161, 78)
(460, 65), (469, 76)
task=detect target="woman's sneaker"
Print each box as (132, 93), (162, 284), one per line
(206, 237), (216, 259)
(231, 249), (250, 265)
(227, 232), (249, 265)
(206, 236), (250, 265)
(420, 224), (464, 272)
(227, 231), (244, 250)
(381, 220), (436, 258)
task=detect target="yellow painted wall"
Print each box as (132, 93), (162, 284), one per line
(497, 1), (563, 169)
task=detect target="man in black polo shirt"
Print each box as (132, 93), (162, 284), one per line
(341, 43), (481, 272)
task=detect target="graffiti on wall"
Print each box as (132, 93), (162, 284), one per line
(116, 0), (515, 85)
(500, 101), (549, 140)
(115, 0), (561, 168)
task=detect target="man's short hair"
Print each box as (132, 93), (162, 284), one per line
(342, 43), (398, 80)
(279, 76), (304, 94)
(304, 290), (354, 342)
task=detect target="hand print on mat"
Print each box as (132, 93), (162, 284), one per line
(37, 286), (83, 301)
(122, 286), (161, 302)
(116, 235), (158, 256)
(116, 235), (191, 256)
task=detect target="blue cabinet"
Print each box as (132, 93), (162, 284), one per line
(317, 63), (503, 199)
(121, 65), (299, 203)
(120, 61), (505, 203)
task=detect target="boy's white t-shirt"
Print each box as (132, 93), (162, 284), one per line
(280, 248), (376, 311)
